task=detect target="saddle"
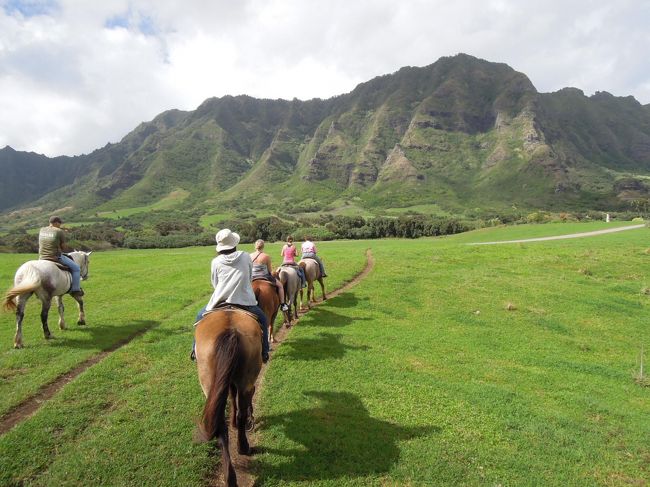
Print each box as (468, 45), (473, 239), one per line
(47, 254), (73, 272)
(252, 275), (276, 284)
(201, 303), (260, 323)
(301, 257), (318, 263)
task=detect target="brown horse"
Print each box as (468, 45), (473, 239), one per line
(299, 258), (326, 308)
(252, 278), (286, 343)
(195, 309), (262, 487)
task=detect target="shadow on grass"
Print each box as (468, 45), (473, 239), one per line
(256, 391), (439, 483)
(283, 333), (370, 361)
(298, 307), (371, 329)
(48, 320), (163, 350)
(321, 292), (369, 309)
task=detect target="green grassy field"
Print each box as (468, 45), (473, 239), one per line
(1, 224), (649, 486)
(94, 189), (190, 219)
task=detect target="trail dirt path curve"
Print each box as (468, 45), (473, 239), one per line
(467, 224), (645, 245)
(211, 249), (375, 487)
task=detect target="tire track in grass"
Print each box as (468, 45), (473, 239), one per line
(0, 323), (161, 435)
(214, 249), (375, 487)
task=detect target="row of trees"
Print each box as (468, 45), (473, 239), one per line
(0, 209), (638, 253)
(0, 214), (471, 253)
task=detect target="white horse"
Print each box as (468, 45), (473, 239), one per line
(3, 251), (91, 348)
(299, 258), (326, 308)
(277, 265), (302, 326)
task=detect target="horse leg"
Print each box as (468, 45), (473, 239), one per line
(56, 295), (66, 330)
(237, 389), (254, 455)
(40, 297), (53, 340)
(229, 384), (238, 428)
(13, 293), (31, 349)
(308, 282), (314, 307)
(268, 320), (274, 344)
(318, 277), (326, 301)
(73, 295), (86, 326)
(245, 385), (256, 432)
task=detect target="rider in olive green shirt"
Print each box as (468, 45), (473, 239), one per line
(38, 216), (84, 296)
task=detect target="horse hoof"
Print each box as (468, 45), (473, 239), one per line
(77, 320), (86, 326)
(238, 446), (252, 456)
(14, 343), (23, 349)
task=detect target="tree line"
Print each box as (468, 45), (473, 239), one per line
(0, 214), (472, 253)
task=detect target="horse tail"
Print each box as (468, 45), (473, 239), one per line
(200, 328), (242, 442)
(3, 266), (41, 312)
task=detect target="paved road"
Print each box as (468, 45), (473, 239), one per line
(468, 224), (646, 245)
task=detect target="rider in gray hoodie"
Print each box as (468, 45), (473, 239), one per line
(192, 229), (269, 362)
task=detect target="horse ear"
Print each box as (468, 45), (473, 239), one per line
(86, 251), (93, 256)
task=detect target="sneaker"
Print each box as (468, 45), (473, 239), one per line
(280, 303), (289, 312)
(262, 351), (270, 363)
(70, 289), (85, 297)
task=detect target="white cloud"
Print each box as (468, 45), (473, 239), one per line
(0, 0), (648, 156)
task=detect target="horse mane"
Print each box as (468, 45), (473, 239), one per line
(199, 327), (243, 442)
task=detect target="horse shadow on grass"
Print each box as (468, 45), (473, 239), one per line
(298, 307), (372, 329)
(282, 332), (370, 361)
(320, 292), (369, 309)
(47, 320), (163, 351)
(255, 390), (439, 484)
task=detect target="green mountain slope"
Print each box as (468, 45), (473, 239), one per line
(2, 54), (650, 227)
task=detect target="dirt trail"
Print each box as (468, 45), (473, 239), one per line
(467, 224), (645, 245)
(0, 323), (158, 435)
(213, 249), (375, 487)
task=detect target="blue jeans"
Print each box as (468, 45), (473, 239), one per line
(302, 252), (327, 276)
(59, 254), (81, 292)
(194, 304), (269, 356)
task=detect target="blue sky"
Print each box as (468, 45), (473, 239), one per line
(1, 0), (649, 156)
(2, 0), (57, 17)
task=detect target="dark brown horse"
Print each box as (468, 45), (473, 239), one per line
(194, 309), (263, 487)
(252, 278), (285, 343)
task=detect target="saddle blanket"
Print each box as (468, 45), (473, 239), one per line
(195, 304), (259, 326)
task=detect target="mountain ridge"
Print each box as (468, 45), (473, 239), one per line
(2, 53), (650, 228)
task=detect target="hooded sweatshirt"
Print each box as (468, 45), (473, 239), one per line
(206, 250), (257, 309)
